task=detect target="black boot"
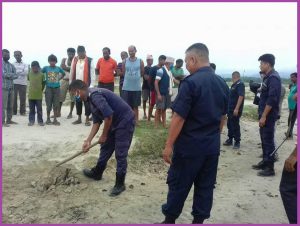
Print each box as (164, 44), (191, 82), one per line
(257, 163), (275, 177)
(252, 160), (267, 170)
(223, 138), (233, 146)
(110, 173), (126, 196)
(83, 165), (104, 180)
(192, 216), (205, 224)
(160, 216), (176, 224)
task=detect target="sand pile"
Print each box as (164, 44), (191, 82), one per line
(31, 166), (81, 192)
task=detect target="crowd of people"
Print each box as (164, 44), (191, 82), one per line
(2, 43), (297, 223)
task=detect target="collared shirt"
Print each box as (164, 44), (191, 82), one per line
(13, 61), (29, 86)
(258, 69), (281, 119)
(2, 60), (18, 90)
(228, 79), (245, 113)
(96, 57), (117, 84)
(88, 87), (134, 129)
(171, 66), (229, 157)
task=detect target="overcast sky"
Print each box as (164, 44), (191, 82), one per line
(2, 2), (297, 76)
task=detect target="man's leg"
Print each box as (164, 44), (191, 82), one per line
(13, 84), (18, 115)
(19, 85), (27, 115)
(28, 100), (35, 124)
(7, 89), (15, 123)
(84, 100), (91, 126)
(232, 115), (241, 148)
(279, 167), (297, 224)
(289, 109), (297, 137)
(36, 100), (44, 124)
(111, 121), (135, 196)
(224, 114), (233, 145)
(162, 110), (167, 128)
(162, 155), (202, 223)
(73, 100), (83, 124)
(192, 154), (219, 223)
(2, 89), (9, 125)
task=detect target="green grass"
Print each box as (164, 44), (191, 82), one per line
(130, 120), (168, 161)
(242, 105), (258, 121)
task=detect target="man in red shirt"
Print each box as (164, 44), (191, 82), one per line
(95, 47), (117, 92)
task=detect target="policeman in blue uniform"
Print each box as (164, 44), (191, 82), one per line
(160, 43), (229, 224)
(69, 79), (135, 196)
(223, 71), (245, 149)
(252, 54), (281, 177)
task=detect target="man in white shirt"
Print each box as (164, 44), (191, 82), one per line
(70, 45), (96, 126)
(13, 51), (29, 116)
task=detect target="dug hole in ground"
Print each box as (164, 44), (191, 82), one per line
(2, 97), (295, 224)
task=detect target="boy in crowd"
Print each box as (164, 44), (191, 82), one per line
(28, 61), (46, 126)
(42, 54), (65, 125)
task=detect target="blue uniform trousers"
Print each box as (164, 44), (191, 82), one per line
(162, 153), (219, 220)
(96, 119), (135, 175)
(259, 117), (276, 163)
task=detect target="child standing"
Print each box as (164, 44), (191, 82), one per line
(42, 54), (65, 125)
(28, 61), (45, 126)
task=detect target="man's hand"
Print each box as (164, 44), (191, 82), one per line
(82, 140), (91, 153)
(233, 109), (239, 116)
(163, 145), (173, 164)
(157, 94), (162, 102)
(284, 155), (297, 172)
(98, 134), (107, 144)
(259, 116), (266, 127)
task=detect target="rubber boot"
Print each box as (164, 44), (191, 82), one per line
(83, 165), (105, 180)
(110, 173), (126, 196)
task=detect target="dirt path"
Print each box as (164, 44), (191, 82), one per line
(2, 101), (295, 223)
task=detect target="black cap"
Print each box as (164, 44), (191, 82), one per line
(258, 54), (275, 67)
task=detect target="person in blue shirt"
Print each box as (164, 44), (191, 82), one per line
(223, 71), (245, 149)
(159, 43), (229, 224)
(69, 79), (135, 197)
(286, 72), (297, 138)
(252, 54), (281, 177)
(42, 54), (65, 125)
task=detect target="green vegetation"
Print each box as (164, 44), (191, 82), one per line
(130, 120), (168, 161)
(242, 105), (258, 121)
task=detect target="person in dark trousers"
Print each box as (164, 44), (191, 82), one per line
(160, 43), (229, 224)
(279, 145), (297, 224)
(116, 51), (128, 97)
(252, 54), (281, 177)
(142, 54), (153, 119)
(2, 49), (18, 126)
(27, 61), (45, 126)
(223, 71), (245, 149)
(286, 72), (297, 139)
(13, 50), (29, 116)
(70, 45), (95, 126)
(69, 79), (135, 197)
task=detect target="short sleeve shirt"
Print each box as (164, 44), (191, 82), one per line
(149, 66), (160, 91)
(96, 57), (117, 83)
(288, 84), (297, 110)
(228, 80), (245, 113)
(171, 66), (229, 157)
(42, 66), (65, 88)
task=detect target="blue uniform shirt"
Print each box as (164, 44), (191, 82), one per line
(88, 88), (135, 129)
(171, 66), (229, 157)
(228, 80), (245, 114)
(258, 70), (281, 120)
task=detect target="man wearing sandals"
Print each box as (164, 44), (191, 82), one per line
(70, 45), (96, 126)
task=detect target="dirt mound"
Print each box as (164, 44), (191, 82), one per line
(31, 165), (81, 192)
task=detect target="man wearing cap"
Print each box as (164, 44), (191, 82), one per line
(95, 47), (117, 92)
(142, 54), (153, 119)
(252, 53), (281, 177)
(70, 45), (96, 126)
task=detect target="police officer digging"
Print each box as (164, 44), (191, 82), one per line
(252, 54), (281, 177)
(160, 43), (229, 224)
(69, 79), (135, 196)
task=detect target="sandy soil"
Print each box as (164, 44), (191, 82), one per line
(2, 98), (296, 224)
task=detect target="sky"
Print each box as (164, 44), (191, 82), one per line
(2, 2), (297, 77)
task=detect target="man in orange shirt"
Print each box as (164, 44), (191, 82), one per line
(95, 47), (117, 92)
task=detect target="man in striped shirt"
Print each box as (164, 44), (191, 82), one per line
(2, 49), (18, 126)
